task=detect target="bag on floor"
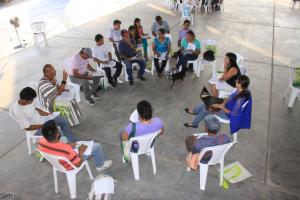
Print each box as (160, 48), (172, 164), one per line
(53, 101), (71, 118)
(87, 174), (114, 200)
(203, 50), (215, 61)
(100, 77), (109, 90)
(186, 152), (200, 171)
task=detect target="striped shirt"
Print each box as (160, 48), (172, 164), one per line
(38, 77), (59, 112)
(38, 137), (81, 170)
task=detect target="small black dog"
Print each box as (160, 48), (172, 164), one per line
(166, 70), (185, 90)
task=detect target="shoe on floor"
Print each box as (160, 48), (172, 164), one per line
(96, 160), (112, 171)
(184, 123), (198, 128)
(129, 80), (134, 86)
(91, 93), (101, 100)
(86, 97), (96, 105)
(137, 76), (146, 81)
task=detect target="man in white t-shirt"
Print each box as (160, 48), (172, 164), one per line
(10, 87), (76, 143)
(107, 19), (122, 62)
(92, 34), (122, 87)
(69, 48), (101, 105)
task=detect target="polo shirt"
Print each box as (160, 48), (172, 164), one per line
(38, 137), (81, 170)
(118, 40), (136, 59)
(69, 54), (88, 76)
(125, 117), (164, 137)
(107, 28), (122, 43)
(192, 133), (231, 163)
(151, 20), (170, 35)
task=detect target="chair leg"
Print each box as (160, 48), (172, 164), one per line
(66, 173), (77, 199)
(53, 168), (58, 193)
(211, 61), (217, 79)
(150, 148), (157, 175)
(288, 89), (298, 108)
(85, 162), (94, 180)
(219, 159), (224, 187)
(233, 132), (237, 144)
(130, 153), (140, 180)
(151, 60), (155, 75)
(26, 134), (32, 155)
(199, 164), (208, 190)
(43, 33), (48, 46)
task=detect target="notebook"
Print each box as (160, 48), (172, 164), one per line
(75, 141), (94, 156)
(200, 87), (223, 110)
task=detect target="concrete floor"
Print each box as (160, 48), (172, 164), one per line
(0, 0), (300, 199)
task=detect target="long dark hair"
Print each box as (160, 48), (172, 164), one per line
(235, 75), (251, 100)
(225, 52), (239, 69)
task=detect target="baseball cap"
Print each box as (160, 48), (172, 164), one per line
(81, 48), (93, 58)
(204, 114), (220, 133)
(121, 29), (128, 36)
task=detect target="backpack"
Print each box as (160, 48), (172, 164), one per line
(203, 50), (215, 61)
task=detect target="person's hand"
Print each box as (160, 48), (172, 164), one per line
(103, 61), (109, 64)
(156, 52), (161, 58)
(212, 104), (224, 109)
(69, 143), (76, 148)
(63, 70), (68, 81)
(78, 144), (87, 153)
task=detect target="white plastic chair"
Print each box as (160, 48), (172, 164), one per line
(58, 58), (81, 102)
(37, 149), (94, 199)
(188, 57), (201, 78)
(283, 59), (300, 108)
(203, 0), (213, 13)
(151, 59), (170, 75)
(88, 175), (114, 200)
(201, 39), (218, 78)
(129, 109), (139, 123)
(122, 131), (161, 180)
(289, 0), (300, 8)
(213, 0), (224, 12)
(9, 108), (41, 155)
(31, 21), (48, 47)
(175, 0), (183, 11)
(181, 4), (194, 25)
(187, 138), (234, 190)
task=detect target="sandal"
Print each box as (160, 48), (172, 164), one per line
(184, 108), (196, 115)
(184, 123), (198, 128)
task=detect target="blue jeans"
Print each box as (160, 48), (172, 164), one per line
(176, 53), (198, 74)
(192, 102), (228, 127)
(83, 143), (105, 168)
(123, 59), (146, 81)
(35, 116), (76, 143)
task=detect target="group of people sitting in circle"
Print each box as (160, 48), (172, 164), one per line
(9, 13), (252, 195)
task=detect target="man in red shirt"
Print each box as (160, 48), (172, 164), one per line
(38, 120), (112, 171)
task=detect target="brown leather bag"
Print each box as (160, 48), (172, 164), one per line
(186, 152), (201, 171)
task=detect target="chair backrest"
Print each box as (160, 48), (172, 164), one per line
(181, 4), (192, 17)
(8, 106), (18, 124)
(37, 149), (78, 173)
(130, 109), (139, 123)
(202, 39), (217, 54)
(58, 57), (73, 75)
(129, 131), (161, 155)
(31, 22), (45, 33)
(289, 59), (300, 87)
(200, 142), (234, 165)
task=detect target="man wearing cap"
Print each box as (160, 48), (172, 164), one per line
(118, 29), (146, 86)
(185, 115), (231, 163)
(69, 48), (101, 105)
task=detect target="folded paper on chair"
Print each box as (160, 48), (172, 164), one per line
(41, 112), (60, 123)
(200, 87), (223, 110)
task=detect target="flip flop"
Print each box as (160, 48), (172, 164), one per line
(184, 108), (196, 115)
(184, 123), (198, 128)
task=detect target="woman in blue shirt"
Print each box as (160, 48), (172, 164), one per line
(184, 75), (252, 134)
(152, 28), (171, 77)
(173, 30), (201, 74)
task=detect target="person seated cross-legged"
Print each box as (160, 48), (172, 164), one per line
(118, 29), (146, 86)
(38, 120), (112, 171)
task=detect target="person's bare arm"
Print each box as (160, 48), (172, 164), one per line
(159, 127), (165, 135)
(108, 37), (115, 43)
(25, 124), (43, 131)
(36, 107), (50, 116)
(72, 69), (92, 80)
(74, 145), (87, 167)
(108, 52), (113, 61)
(121, 131), (129, 141)
(221, 67), (238, 81)
(93, 57), (109, 65)
(57, 71), (68, 95)
(87, 64), (96, 72)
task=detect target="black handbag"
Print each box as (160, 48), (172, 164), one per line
(203, 50), (215, 61)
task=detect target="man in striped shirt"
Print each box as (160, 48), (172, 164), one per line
(38, 120), (112, 171)
(185, 115), (231, 164)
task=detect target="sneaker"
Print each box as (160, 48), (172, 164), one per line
(91, 93), (101, 100)
(129, 80), (134, 86)
(86, 97), (96, 105)
(96, 160), (112, 171)
(137, 76), (146, 81)
(117, 78), (124, 84)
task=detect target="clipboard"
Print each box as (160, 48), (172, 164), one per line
(200, 87), (223, 110)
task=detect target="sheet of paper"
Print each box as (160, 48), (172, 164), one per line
(186, 42), (196, 51)
(75, 141), (94, 156)
(41, 112), (60, 123)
